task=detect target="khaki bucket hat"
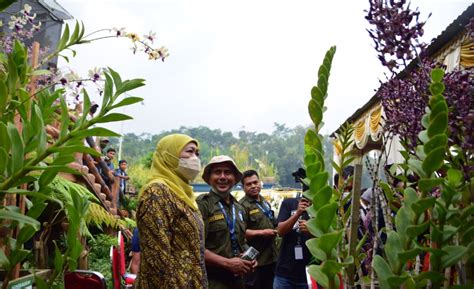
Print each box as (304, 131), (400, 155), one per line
(202, 155), (243, 184)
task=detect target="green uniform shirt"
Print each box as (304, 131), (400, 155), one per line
(197, 190), (249, 289)
(240, 195), (278, 266)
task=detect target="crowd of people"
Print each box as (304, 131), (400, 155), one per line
(96, 137), (130, 209)
(132, 133), (317, 289)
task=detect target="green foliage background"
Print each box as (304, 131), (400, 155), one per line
(107, 124), (335, 187)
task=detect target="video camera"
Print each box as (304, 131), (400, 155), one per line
(292, 168), (309, 193)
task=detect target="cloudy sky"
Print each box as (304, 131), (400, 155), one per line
(58, 0), (471, 136)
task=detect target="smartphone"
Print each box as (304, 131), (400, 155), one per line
(241, 246), (259, 261)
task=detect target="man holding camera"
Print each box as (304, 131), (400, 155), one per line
(273, 169), (312, 289)
(197, 156), (257, 289)
(240, 170), (278, 289)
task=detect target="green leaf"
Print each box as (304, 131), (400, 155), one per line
(440, 245), (467, 268)
(102, 72), (114, 109)
(78, 88), (91, 126)
(321, 259), (343, 277)
(34, 276), (49, 289)
(308, 99), (323, 125)
(0, 248), (10, 269)
(16, 225), (38, 245)
(421, 114), (430, 129)
(395, 207), (414, 244)
(8, 249), (30, 267)
(94, 113), (133, 123)
(414, 271), (445, 284)
(306, 164), (320, 179)
(417, 178), (443, 194)
(26, 202), (48, 219)
(429, 82), (445, 96)
(424, 134), (447, 154)
(447, 168), (462, 186)
(114, 79), (146, 98)
(406, 222), (430, 238)
(0, 147), (7, 175)
(313, 202), (337, 236)
(110, 96), (144, 110)
(304, 129), (320, 148)
(59, 97), (70, 139)
(318, 64), (329, 80)
(313, 185), (332, 210)
(70, 127), (120, 139)
(58, 23), (70, 50)
(385, 231), (403, 270)
(0, 209), (40, 229)
(306, 239), (326, 260)
(310, 171), (328, 190)
(442, 225), (458, 243)
(49, 145), (101, 157)
(422, 147), (445, 175)
(311, 86), (324, 104)
(34, 105), (47, 155)
(307, 264), (329, 288)
(69, 21), (80, 46)
(7, 122), (24, 174)
(38, 168), (60, 189)
(0, 0), (16, 11)
(0, 122), (11, 152)
(461, 205), (474, 220)
(318, 73), (328, 97)
(373, 255), (393, 289)
(398, 248), (422, 264)
(59, 54), (69, 63)
(0, 80), (8, 114)
(427, 112), (448, 138)
(305, 154), (317, 168)
(407, 159), (425, 178)
(108, 67), (123, 88)
(318, 230), (343, 258)
(430, 100), (448, 119)
(431, 68), (444, 82)
(387, 275), (410, 288)
(412, 196), (437, 215)
(53, 242), (64, 272)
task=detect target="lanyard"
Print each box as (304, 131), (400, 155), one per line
(218, 201), (239, 256)
(255, 200), (273, 220)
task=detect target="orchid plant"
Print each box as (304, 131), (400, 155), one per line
(0, 3), (168, 288)
(364, 0), (473, 287)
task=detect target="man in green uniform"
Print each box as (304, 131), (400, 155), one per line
(240, 170), (278, 289)
(197, 155), (257, 289)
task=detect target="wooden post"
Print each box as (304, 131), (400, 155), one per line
(346, 162), (363, 287)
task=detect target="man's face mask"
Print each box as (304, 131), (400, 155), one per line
(177, 155), (201, 181)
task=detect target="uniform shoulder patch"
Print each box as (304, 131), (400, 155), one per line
(249, 208), (260, 215)
(208, 214), (224, 222)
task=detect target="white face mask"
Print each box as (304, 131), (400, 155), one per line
(177, 155), (201, 181)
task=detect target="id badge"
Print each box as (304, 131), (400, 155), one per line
(294, 245), (303, 260)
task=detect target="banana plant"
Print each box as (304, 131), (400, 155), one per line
(0, 22), (145, 288)
(372, 68), (473, 288)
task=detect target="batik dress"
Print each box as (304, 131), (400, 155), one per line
(136, 183), (208, 289)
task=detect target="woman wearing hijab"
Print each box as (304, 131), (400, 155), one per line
(135, 134), (208, 288)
